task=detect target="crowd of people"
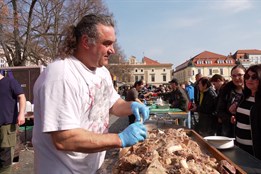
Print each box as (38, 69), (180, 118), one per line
(1, 12), (261, 174)
(121, 64), (261, 160)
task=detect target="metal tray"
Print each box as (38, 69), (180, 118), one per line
(186, 129), (246, 174)
(144, 122), (246, 174)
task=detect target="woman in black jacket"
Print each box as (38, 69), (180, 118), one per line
(190, 77), (217, 137)
(233, 64), (261, 160)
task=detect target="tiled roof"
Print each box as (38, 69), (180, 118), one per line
(192, 51), (234, 67)
(193, 51), (226, 59)
(142, 57), (161, 65)
(235, 49), (261, 55)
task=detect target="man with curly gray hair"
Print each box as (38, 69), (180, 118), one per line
(32, 14), (149, 174)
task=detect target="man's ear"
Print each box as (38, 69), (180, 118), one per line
(81, 35), (89, 49)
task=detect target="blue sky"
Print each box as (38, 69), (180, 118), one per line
(105, 0), (261, 68)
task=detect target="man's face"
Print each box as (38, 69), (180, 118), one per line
(196, 74), (202, 81)
(137, 84), (144, 91)
(171, 83), (177, 89)
(231, 68), (245, 88)
(88, 24), (116, 68)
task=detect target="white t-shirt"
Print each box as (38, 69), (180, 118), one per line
(32, 57), (120, 174)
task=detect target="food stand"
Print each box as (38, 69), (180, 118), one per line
(149, 107), (191, 128)
(97, 114), (261, 174)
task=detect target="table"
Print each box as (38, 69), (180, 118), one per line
(148, 108), (191, 128)
(220, 146), (261, 174)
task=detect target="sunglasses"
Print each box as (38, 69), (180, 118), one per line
(244, 74), (258, 80)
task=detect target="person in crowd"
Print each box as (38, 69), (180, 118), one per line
(180, 82), (186, 90)
(210, 74), (226, 95)
(126, 80), (146, 124)
(190, 77), (217, 136)
(138, 81), (153, 101)
(0, 73), (26, 174)
(232, 64), (261, 160)
(121, 85), (130, 100)
(191, 73), (202, 129)
(185, 81), (194, 109)
(194, 73), (203, 106)
(216, 65), (246, 137)
(210, 74), (226, 136)
(32, 14), (149, 174)
(167, 78), (189, 112)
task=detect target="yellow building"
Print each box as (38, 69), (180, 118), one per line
(127, 56), (173, 86)
(108, 56), (173, 87)
(174, 51), (236, 83)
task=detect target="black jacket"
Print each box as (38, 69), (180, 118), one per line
(216, 83), (243, 122)
(248, 99), (261, 160)
(167, 87), (189, 112)
(196, 87), (217, 115)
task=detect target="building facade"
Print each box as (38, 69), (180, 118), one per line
(110, 56), (173, 87)
(233, 49), (261, 68)
(174, 51), (236, 83)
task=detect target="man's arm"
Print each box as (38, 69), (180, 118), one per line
(109, 98), (133, 117)
(51, 129), (122, 153)
(109, 98), (149, 122)
(17, 94), (26, 125)
(51, 121), (147, 152)
(135, 98), (143, 104)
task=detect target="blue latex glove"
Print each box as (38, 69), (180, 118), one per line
(118, 122), (147, 147)
(131, 102), (150, 123)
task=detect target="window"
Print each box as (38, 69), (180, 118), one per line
(135, 69), (138, 72)
(135, 76), (139, 81)
(192, 70), (195, 76)
(209, 69), (212, 75)
(198, 69), (201, 74)
(163, 75), (166, 81)
(151, 75), (155, 82)
(0, 59), (5, 67)
(141, 69), (143, 72)
(152, 69), (154, 72)
(218, 60), (224, 64)
(220, 68), (223, 75)
(141, 75), (144, 80)
(163, 69), (165, 72)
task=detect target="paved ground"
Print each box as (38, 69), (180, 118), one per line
(11, 115), (129, 174)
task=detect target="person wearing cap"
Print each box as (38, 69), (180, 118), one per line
(167, 78), (189, 112)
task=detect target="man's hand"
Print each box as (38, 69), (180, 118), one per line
(229, 102), (238, 115)
(17, 113), (25, 126)
(131, 102), (149, 123)
(118, 122), (147, 147)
